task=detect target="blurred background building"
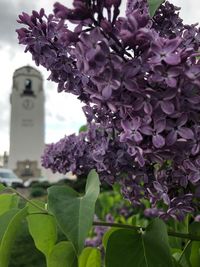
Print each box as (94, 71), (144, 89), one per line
(0, 65), (77, 182)
(8, 66), (45, 180)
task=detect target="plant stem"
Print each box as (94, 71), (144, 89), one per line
(93, 221), (200, 242)
(178, 240), (192, 264)
(9, 187), (48, 214)
(93, 221), (142, 231)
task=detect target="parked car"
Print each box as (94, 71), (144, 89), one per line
(23, 177), (49, 188)
(0, 168), (23, 187)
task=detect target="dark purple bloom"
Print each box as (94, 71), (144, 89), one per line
(17, 0), (200, 220)
(140, 118), (166, 148)
(149, 37), (182, 66)
(166, 114), (194, 146)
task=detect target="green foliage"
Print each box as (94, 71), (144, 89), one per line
(27, 213), (57, 259)
(0, 183), (6, 192)
(0, 210), (19, 244)
(147, 0), (165, 17)
(30, 186), (47, 198)
(31, 181), (50, 189)
(9, 219), (46, 267)
(102, 228), (119, 249)
(79, 125), (87, 133)
(79, 247), (101, 267)
(48, 241), (77, 267)
(48, 170), (100, 254)
(0, 171), (200, 267)
(178, 222), (200, 267)
(105, 218), (174, 267)
(0, 194), (19, 216)
(0, 207), (28, 267)
(189, 222), (200, 267)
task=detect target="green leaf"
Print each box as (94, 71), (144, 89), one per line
(0, 207), (28, 267)
(189, 222), (200, 267)
(0, 183), (6, 192)
(0, 209), (19, 244)
(173, 258), (183, 267)
(79, 125), (87, 133)
(48, 241), (77, 267)
(147, 0), (165, 17)
(102, 228), (120, 249)
(48, 170), (100, 254)
(79, 247), (101, 267)
(27, 213), (57, 258)
(105, 218), (174, 267)
(0, 194), (19, 216)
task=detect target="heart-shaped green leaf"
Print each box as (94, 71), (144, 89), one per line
(106, 218), (174, 267)
(48, 241), (77, 267)
(0, 207), (28, 267)
(48, 170), (100, 254)
(147, 0), (165, 17)
(79, 247), (101, 267)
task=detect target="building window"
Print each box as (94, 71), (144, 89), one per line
(22, 79), (35, 96)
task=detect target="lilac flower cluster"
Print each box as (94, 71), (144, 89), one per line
(17, 0), (200, 220)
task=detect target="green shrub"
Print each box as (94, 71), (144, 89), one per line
(30, 187), (46, 198)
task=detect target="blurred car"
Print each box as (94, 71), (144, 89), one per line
(24, 177), (49, 188)
(0, 168), (23, 187)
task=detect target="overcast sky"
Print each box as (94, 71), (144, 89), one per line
(0, 0), (199, 155)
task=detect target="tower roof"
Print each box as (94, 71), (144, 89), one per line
(13, 65), (43, 80)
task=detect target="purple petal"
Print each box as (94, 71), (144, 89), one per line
(140, 125), (152, 135)
(183, 160), (197, 171)
(121, 120), (130, 131)
(133, 131), (143, 142)
(187, 96), (200, 104)
(124, 79), (139, 92)
(131, 117), (141, 130)
(136, 151), (145, 167)
(154, 119), (166, 133)
(160, 101), (175, 115)
(144, 102), (152, 114)
(163, 89), (177, 100)
(166, 77), (177, 88)
(134, 98), (144, 111)
(166, 130), (177, 146)
(120, 131), (131, 142)
(153, 181), (163, 192)
(102, 85), (112, 99)
(165, 53), (181, 65)
(188, 172), (200, 184)
(192, 144), (200, 155)
(178, 127), (194, 139)
(165, 38), (181, 53)
(153, 134), (165, 148)
(162, 193), (170, 205)
(177, 113), (188, 127)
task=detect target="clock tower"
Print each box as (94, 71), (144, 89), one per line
(8, 66), (45, 179)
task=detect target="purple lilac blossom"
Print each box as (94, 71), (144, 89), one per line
(17, 0), (200, 220)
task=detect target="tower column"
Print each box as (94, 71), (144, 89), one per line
(8, 66), (45, 180)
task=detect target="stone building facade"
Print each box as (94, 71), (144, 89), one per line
(8, 66), (45, 180)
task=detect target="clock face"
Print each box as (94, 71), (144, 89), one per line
(22, 99), (34, 110)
